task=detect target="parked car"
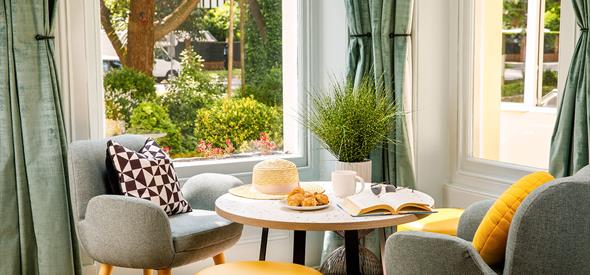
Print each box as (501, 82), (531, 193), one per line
(101, 51), (181, 83)
(102, 55), (122, 73)
(153, 47), (181, 82)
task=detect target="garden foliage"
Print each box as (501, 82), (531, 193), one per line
(194, 97), (282, 148)
(127, 102), (183, 153)
(104, 67), (157, 124)
(163, 48), (224, 150)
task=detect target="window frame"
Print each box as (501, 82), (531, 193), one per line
(450, 0), (577, 194)
(500, 0), (562, 112)
(56, 0), (316, 180)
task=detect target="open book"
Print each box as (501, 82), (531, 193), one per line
(339, 188), (435, 216)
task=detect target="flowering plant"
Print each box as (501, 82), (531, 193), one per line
(252, 132), (277, 155)
(197, 139), (235, 158)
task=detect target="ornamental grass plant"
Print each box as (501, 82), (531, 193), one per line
(304, 77), (398, 163)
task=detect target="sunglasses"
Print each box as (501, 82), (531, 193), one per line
(370, 182), (412, 195)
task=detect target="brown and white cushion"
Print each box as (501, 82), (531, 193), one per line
(106, 138), (192, 215)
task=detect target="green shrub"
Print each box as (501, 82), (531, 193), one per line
(501, 80), (524, 97)
(194, 97), (282, 148)
(543, 70), (558, 86)
(242, 66), (282, 106)
(127, 102), (183, 153)
(104, 67), (156, 124)
(164, 48), (223, 149)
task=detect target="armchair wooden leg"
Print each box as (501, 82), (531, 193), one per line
(212, 253), (225, 265)
(143, 269), (154, 275)
(98, 263), (113, 275)
(157, 269), (171, 275)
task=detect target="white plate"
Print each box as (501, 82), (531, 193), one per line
(281, 199), (331, 211)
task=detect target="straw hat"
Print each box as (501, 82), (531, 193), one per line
(229, 159), (323, 200)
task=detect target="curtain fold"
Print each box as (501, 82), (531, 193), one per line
(0, 0), (81, 274)
(549, 0), (590, 177)
(369, 0), (415, 187)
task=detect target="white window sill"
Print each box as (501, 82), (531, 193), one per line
(173, 152), (308, 179)
(500, 102), (557, 114)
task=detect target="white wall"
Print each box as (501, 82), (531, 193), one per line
(412, 0), (451, 206)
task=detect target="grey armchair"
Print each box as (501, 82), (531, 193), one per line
(384, 166), (590, 275)
(68, 135), (244, 275)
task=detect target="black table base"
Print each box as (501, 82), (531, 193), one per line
(293, 230), (307, 265)
(258, 228), (364, 274)
(344, 230), (361, 274)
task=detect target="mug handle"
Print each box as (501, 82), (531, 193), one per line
(355, 176), (365, 194)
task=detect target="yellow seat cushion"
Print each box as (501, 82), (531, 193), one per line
(472, 171), (554, 266)
(398, 208), (464, 236)
(196, 261), (321, 275)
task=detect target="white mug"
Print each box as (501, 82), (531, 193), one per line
(332, 170), (365, 198)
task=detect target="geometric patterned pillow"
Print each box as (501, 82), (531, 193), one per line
(106, 138), (192, 216)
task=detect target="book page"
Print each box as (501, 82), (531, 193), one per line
(379, 189), (434, 212)
(346, 193), (384, 210)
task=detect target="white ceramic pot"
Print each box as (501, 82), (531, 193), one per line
(334, 160), (372, 183)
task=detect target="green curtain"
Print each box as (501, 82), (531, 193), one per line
(0, 0), (81, 274)
(347, 0), (416, 187)
(549, 0), (589, 177)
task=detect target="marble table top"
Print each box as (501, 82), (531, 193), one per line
(215, 181), (426, 231)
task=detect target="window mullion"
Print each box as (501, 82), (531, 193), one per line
(523, 0), (542, 106)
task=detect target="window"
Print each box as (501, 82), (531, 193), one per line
(99, 0), (304, 167)
(471, 0), (564, 169)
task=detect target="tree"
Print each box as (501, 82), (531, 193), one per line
(244, 0), (281, 86)
(544, 0), (561, 32)
(239, 0), (246, 92)
(227, 0), (235, 96)
(100, 0), (201, 74)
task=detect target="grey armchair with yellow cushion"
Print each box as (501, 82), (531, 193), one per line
(68, 135), (243, 275)
(384, 166), (590, 274)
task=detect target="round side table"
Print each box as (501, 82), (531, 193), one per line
(215, 182), (430, 274)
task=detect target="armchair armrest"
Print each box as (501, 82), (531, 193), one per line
(457, 199), (495, 241)
(181, 173), (244, 211)
(78, 195), (175, 269)
(384, 231), (495, 275)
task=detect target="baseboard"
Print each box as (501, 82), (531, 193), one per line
(443, 183), (499, 208)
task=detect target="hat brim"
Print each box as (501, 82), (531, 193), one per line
(229, 182), (325, 200)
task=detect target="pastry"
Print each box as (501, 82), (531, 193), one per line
(288, 187), (305, 196)
(301, 196), (318, 207)
(303, 192), (315, 198)
(287, 193), (305, 206)
(314, 193), (329, 205)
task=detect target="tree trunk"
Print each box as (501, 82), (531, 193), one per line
(248, 0), (267, 41)
(100, 0), (127, 64)
(127, 0), (156, 75)
(239, 0), (246, 95)
(227, 0), (235, 97)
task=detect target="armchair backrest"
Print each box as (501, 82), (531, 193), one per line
(67, 134), (146, 224)
(504, 166), (590, 274)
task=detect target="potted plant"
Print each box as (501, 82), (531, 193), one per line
(303, 77), (398, 182)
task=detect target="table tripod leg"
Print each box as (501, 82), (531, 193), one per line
(292, 230), (306, 265)
(344, 230), (360, 275)
(259, 227), (269, 261)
